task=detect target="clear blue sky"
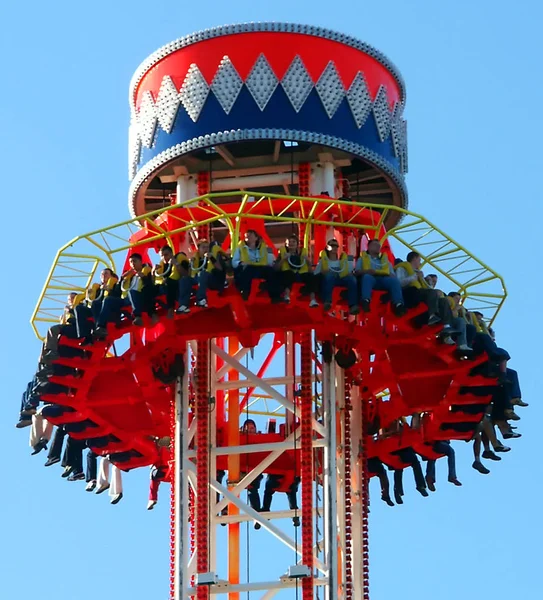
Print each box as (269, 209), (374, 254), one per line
(1, 1), (541, 598)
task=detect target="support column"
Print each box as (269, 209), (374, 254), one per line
(300, 332), (314, 600)
(176, 174), (198, 205)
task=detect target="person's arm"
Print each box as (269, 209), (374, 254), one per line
(232, 247), (242, 269)
(395, 266), (417, 288)
(356, 256), (375, 276)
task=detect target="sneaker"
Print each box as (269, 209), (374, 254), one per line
(86, 480), (97, 492)
(147, 500), (158, 511)
(196, 299), (208, 308)
(472, 460), (490, 474)
(61, 466), (75, 478)
(133, 316), (144, 326)
(94, 327), (108, 339)
(309, 299), (319, 308)
(503, 431), (522, 440)
(254, 522), (262, 530)
(95, 483), (110, 495)
(394, 490), (403, 505)
(323, 302), (332, 312)
(512, 398), (529, 407)
(494, 444), (511, 452)
(425, 477), (436, 492)
(44, 456), (61, 467)
(361, 299), (371, 313)
(442, 336), (456, 345)
(67, 471), (85, 482)
(458, 344), (473, 352)
(448, 478), (462, 486)
(381, 494), (395, 507)
(482, 450), (501, 461)
(428, 314), (441, 326)
(292, 516), (300, 527)
(417, 487), (429, 497)
(175, 305), (190, 314)
(504, 409), (520, 421)
(16, 418), (32, 429)
(349, 305), (360, 315)
(110, 493), (123, 505)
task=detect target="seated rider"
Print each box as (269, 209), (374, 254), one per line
(40, 292), (82, 363)
(178, 239), (228, 313)
(356, 239), (405, 315)
(314, 238), (359, 315)
(446, 292), (472, 352)
(75, 268), (119, 341)
(274, 234), (319, 307)
(153, 245), (189, 318)
(395, 251), (456, 343)
(95, 253), (157, 337)
(232, 230), (278, 301)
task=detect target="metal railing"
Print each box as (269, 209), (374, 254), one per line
(31, 191), (506, 340)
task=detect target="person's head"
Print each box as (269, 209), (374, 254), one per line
(425, 274), (438, 288)
(448, 291), (461, 306)
(245, 230), (260, 248)
(100, 268), (114, 283)
(241, 419), (257, 434)
(326, 238), (339, 255)
(160, 245), (174, 262)
(367, 239), (381, 256)
(67, 292), (78, 307)
(129, 253), (143, 271)
(473, 311), (484, 322)
(406, 251), (422, 270)
(286, 235), (299, 251)
(197, 239), (210, 256)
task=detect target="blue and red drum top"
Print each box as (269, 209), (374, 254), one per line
(128, 23), (408, 217)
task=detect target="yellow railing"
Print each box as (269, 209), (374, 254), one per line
(31, 191), (506, 340)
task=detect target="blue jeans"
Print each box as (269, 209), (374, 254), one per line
(507, 368), (521, 399)
(179, 273), (208, 306)
(96, 291), (145, 327)
(473, 333), (510, 362)
(426, 441), (457, 481)
(361, 274), (403, 304)
(451, 317), (468, 346)
(321, 273), (358, 306)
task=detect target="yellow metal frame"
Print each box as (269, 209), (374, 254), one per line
(31, 191), (507, 340)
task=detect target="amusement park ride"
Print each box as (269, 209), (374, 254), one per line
(26, 22), (510, 600)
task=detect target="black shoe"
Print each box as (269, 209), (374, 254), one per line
(31, 439), (48, 455)
(16, 418), (32, 429)
(503, 431), (522, 440)
(472, 460), (490, 474)
(110, 493), (123, 505)
(494, 443), (511, 452)
(417, 487), (429, 497)
(448, 478), (462, 487)
(381, 494), (394, 507)
(482, 450), (501, 461)
(292, 516), (300, 527)
(425, 476), (436, 492)
(254, 522), (262, 530)
(61, 466), (75, 478)
(394, 489), (403, 505)
(44, 456), (61, 467)
(361, 299), (371, 313)
(392, 303), (406, 317)
(67, 471), (85, 482)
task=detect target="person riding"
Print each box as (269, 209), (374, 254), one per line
(40, 292), (82, 363)
(274, 234), (319, 307)
(446, 292), (472, 352)
(232, 230), (278, 301)
(75, 268), (119, 341)
(395, 251), (456, 343)
(355, 239), (405, 315)
(177, 239), (228, 313)
(95, 253), (157, 336)
(314, 238), (359, 314)
(153, 245), (189, 318)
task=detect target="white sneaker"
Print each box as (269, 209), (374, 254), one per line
(442, 336), (456, 345)
(458, 344), (472, 352)
(176, 305), (190, 314)
(196, 299), (208, 308)
(309, 299), (319, 308)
